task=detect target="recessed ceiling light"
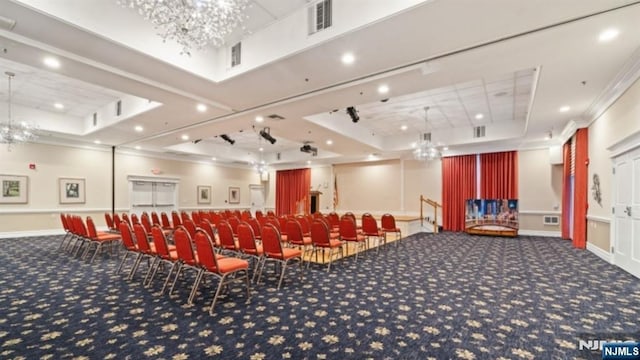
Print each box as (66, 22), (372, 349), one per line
(259, 147), (264, 152)
(443, 147), (449, 151)
(94, 140), (101, 144)
(400, 125), (408, 131)
(559, 106), (571, 113)
(135, 145), (141, 150)
(181, 134), (189, 141)
(326, 139), (333, 145)
(341, 52), (355, 65)
(306, 160), (311, 165)
(43, 57), (60, 69)
(134, 125), (144, 132)
(599, 28), (619, 42)
(411, 142), (417, 148)
(255, 116), (264, 123)
(211, 157), (216, 161)
(196, 104), (207, 112)
(377, 85), (389, 94)
(475, 113), (484, 120)
(54, 103), (64, 109)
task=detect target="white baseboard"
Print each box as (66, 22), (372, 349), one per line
(587, 242), (612, 263)
(0, 229), (65, 239)
(518, 230), (561, 237)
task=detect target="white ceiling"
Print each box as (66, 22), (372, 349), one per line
(1, 0), (640, 169)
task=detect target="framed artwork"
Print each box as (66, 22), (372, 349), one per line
(59, 178), (86, 204)
(228, 186), (240, 204)
(197, 185), (211, 204)
(0, 174), (28, 204)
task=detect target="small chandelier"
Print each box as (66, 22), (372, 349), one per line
(413, 106), (441, 161)
(119, 0), (251, 55)
(1, 71), (38, 151)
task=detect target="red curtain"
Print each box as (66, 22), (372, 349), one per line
(561, 141), (571, 239)
(275, 168), (311, 216)
(480, 151), (518, 199)
(573, 128), (589, 249)
(442, 155), (477, 232)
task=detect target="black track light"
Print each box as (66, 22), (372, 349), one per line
(220, 134), (235, 145)
(259, 128), (276, 144)
(300, 144), (318, 156)
(346, 106), (359, 123)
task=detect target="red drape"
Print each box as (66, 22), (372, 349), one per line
(573, 128), (588, 249)
(442, 155), (477, 232)
(561, 141), (571, 240)
(275, 168), (311, 216)
(479, 151), (518, 199)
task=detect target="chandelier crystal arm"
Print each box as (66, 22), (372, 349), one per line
(1, 71), (39, 151)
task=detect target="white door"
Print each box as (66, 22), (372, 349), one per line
(613, 147), (640, 279)
(249, 185), (265, 215)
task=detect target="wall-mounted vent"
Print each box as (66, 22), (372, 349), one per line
(276, 152), (281, 160)
(116, 100), (122, 116)
(308, 0), (332, 34)
(543, 215), (559, 225)
(267, 114), (285, 120)
(473, 125), (486, 138)
(422, 132), (432, 142)
(231, 42), (241, 67)
(92, 113), (98, 126)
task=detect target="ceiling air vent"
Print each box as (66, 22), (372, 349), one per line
(308, 0), (332, 34)
(116, 100), (122, 116)
(92, 113), (98, 127)
(267, 114), (285, 120)
(422, 132), (432, 142)
(231, 42), (241, 67)
(473, 125), (486, 138)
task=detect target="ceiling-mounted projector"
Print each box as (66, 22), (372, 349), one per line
(300, 144), (318, 156)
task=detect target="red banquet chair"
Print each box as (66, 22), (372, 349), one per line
(192, 229), (251, 315)
(310, 219), (343, 272)
(237, 222), (265, 282)
(259, 224), (303, 290)
(83, 216), (121, 263)
(381, 213), (402, 247)
(339, 216), (367, 263)
(361, 213), (385, 251)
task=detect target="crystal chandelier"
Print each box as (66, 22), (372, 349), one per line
(413, 106), (441, 161)
(119, 0), (251, 55)
(1, 71), (38, 151)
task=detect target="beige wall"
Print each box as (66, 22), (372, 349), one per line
(403, 159), (442, 215)
(334, 160), (401, 213)
(518, 149), (562, 211)
(0, 143), (261, 233)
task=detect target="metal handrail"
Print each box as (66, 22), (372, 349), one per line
(420, 195), (442, 233)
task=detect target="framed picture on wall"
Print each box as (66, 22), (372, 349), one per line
(197, 185), (211, 204)
(59, 178), (86, 204)
(0, 174), (28, 204)
(228, 186), (240, 204)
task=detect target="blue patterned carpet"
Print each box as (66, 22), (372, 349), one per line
(1, 233), (639, 359)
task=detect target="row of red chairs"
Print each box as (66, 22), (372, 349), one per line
(59, 214), (121, 263)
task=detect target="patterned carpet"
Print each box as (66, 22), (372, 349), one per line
(1, 232), (639, 359)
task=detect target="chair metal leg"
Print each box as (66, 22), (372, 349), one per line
(277, 260), (287, 290)
(143, 257), (159, 286)
(188, 269), (205, 305)
(209, 275), (226, 316)
(160, 261), (178, 295)
(169, 263), (184, 295)
(115, 252), (131, 274)
(128, 253), (144, 280)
